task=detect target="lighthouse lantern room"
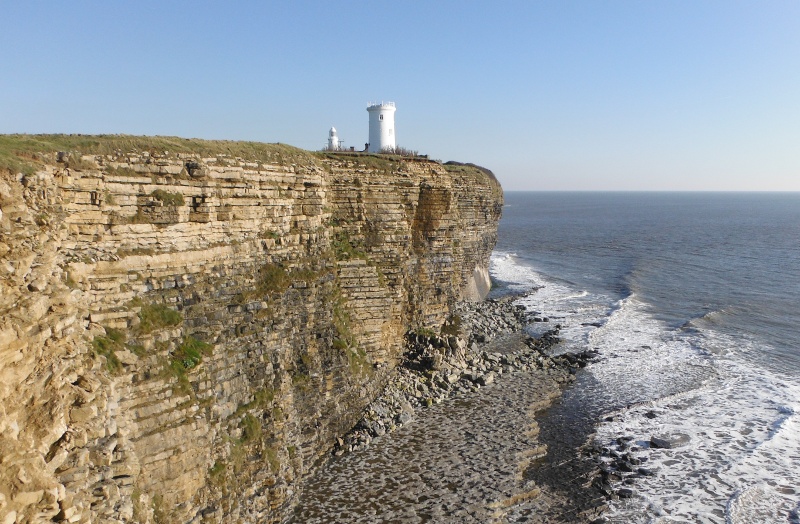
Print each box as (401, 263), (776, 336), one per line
(327, 127), (341, 151)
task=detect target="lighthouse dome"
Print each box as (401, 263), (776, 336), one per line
(329, 127), (337, 137)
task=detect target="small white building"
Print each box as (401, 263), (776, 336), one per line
(327, 127), (341, 151)
(366, 102), (396, 153)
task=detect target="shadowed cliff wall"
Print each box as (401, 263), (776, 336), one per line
(0, 137), (502, 523)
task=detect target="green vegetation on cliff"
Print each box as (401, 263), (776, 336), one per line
(136, 303), (183, 334)
(150, 189), (185, 206)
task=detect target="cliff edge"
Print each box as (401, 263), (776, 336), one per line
(0, 135), (502, 523)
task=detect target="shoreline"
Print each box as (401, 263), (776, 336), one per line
(290, 294), (606, 523)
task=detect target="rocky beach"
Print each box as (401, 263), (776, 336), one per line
(290, 294), (606, 523)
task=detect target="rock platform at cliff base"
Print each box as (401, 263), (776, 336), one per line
(291, 295), (606, 523)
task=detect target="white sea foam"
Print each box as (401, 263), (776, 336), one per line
(592, 304), (800, 523)
(490, 252), (800, 523)
(490, 252), (546, 291)
(491, 252), (613, 353)
(587, 296), (716, 406)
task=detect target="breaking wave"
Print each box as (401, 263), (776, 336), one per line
(490, 251), (800, 523)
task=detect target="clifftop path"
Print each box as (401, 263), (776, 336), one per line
(0, 135), (502, 523)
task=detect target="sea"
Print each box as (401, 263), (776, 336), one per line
(491, 191), (800, 523)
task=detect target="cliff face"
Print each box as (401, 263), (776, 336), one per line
(0, 137), (502, 523)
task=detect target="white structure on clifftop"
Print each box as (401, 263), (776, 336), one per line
(327, 127), (341, 151)
(367, 102), (396, 153)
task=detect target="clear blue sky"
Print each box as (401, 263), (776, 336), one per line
(2, 1), (798, 190)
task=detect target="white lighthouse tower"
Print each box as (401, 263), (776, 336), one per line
(327, 127), (341, 151)
(367, 102), (396, 153)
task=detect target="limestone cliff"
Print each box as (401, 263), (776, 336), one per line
(0, 136), (502, 523)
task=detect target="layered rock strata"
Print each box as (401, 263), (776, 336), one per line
(0, 138), (502, 523)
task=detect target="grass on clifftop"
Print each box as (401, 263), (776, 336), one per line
(0, 134), (320, 174)
(1, 135), (500, 190)
(443, 161), (499, 184)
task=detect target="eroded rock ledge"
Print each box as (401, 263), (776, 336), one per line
(332, 297), (569, 456)
(0, 136), (502, 523)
